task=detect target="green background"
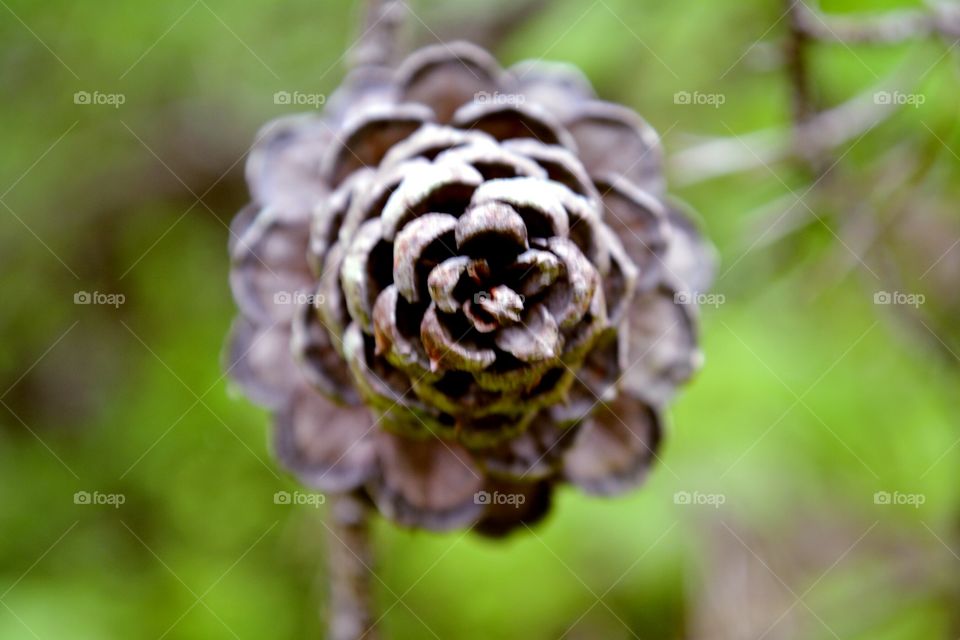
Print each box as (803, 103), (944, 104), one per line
(2, 0), (959, 637)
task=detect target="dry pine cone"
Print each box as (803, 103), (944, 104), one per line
(227, 42), (714, 535)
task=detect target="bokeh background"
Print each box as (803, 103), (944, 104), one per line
(2, 0), (960, 638)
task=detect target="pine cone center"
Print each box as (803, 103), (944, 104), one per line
(316, 119), (615, 447)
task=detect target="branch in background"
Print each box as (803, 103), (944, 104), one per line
(670, 65), (912, 185)
(429, 0), (552, 51)
(672, 0), (957, 186)
(825, 134), (942, 283)
(327, 492), (379, 640)
(784, 0), (824, 172)
(669, 129), (789, 185)
(350, 0), (408, 69)
(784, 0), (816, 124)
(794, 1), (960, 43)
(740, 192), (820, 251)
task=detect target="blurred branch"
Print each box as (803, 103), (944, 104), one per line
(828, 133), (944, 282)
(673, 1), (958, 186)
(350, 0), (408, 68)
(794, 1), (960, 43)
(671, 67), (907, 184)
(740, 192), (819, 250)
(670, 130), (789, 185)
(327, 492), (378, 640)
(785, 0), (823, 172)
(430, 0), (552, 50)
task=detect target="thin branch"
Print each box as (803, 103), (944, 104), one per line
(350, 0), (408, 69)
(785, 0), (816, 124)
(784, 0), (823, 172)
(327, 492), (378, 640)
(794, 1), (960, 43)
(430, 0), (552, 51)
(670, 63), (913, 184)
(669, 129), (789, 185)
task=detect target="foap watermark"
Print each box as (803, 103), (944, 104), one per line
(874, 491), (925, 508)
(473, 90), (525, 107)
(274, 91), (327, 108)
(274, 490), (326, 507)
(474, 490), (526, 507)
(674, 490), (726, 509)
(274, 291), (325, 306)
(874, 91), (925, 108)
(674, 91), (726, 108)
(74, 490), (126, 508)
(474, 290), (525, 305)
(674, 291), (725, 308)
(74, 291), (125, 308)
(74, 91), (126, 108)
(73, 91), (127, 109)
(874, 291), (924, 308)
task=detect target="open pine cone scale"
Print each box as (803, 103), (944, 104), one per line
(227, 42), (714, 534)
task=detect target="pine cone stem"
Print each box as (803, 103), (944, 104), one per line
(327, 492), (378, 640)
(350, 0), (407, 69)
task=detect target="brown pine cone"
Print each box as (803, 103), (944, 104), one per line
(227, 42), (714, 534)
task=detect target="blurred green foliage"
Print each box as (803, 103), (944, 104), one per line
(1, 0), (959, 638)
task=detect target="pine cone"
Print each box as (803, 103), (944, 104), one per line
(227, 42), (714, 534)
